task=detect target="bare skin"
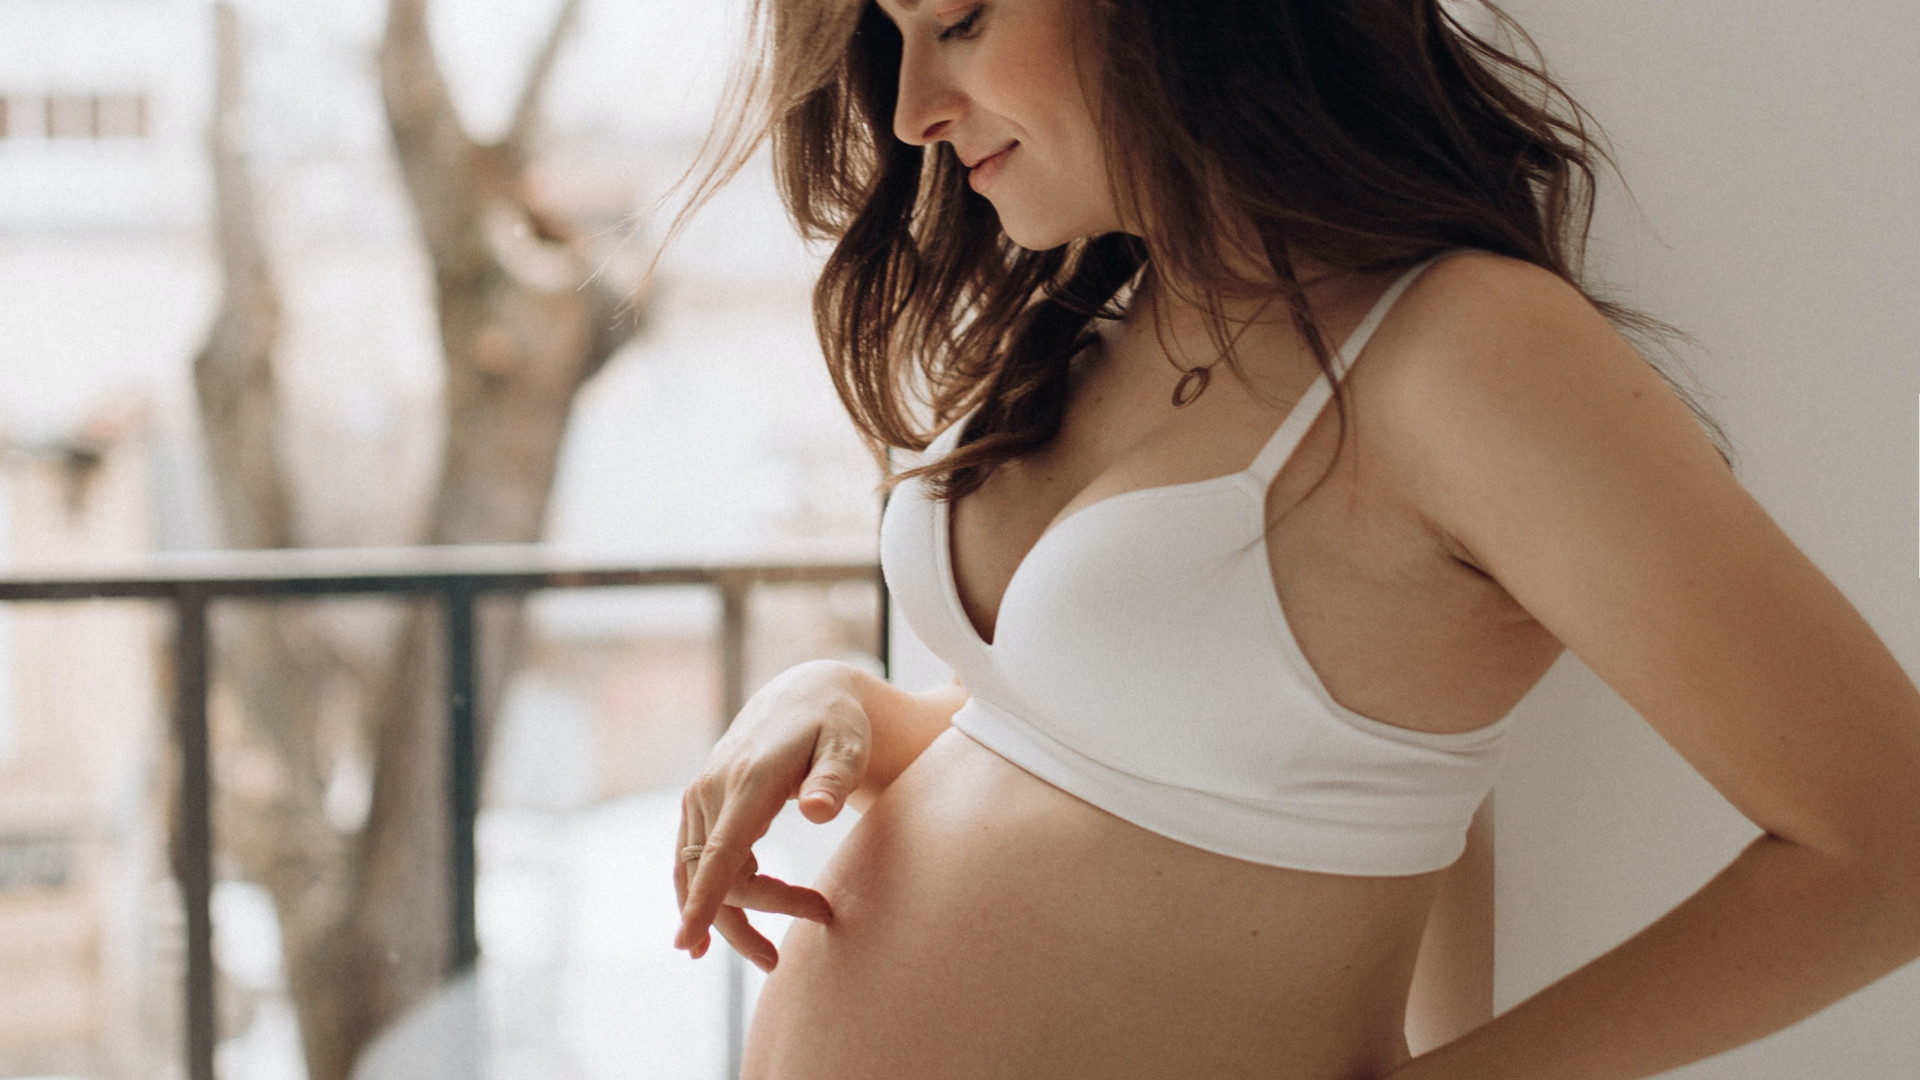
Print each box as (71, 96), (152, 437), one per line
(744, 731), (1441, 1080)
(674, 0), (1920, 1076)
(677, 249), (1920, 1079)
(690, 252), (1566, 1080)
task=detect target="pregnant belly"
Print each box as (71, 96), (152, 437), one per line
(742, 728), (1443, 1080)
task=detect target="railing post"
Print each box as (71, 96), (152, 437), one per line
(172, 588), (216, 1080)
(717, 575), (749, 1080)
(877, 483), (893, 680)
(718, 576), (748, 725)
(0, 553), (879, 1080)
(875, 564), (891, 680)
(443, 586), (480, 974)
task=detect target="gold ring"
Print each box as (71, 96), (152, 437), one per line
(680, 845), (706, 863)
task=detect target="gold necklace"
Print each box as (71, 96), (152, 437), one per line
(1147, 274), (1283, 408)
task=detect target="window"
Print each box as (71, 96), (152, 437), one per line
(0, 92), (150, 140)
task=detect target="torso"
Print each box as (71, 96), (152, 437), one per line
(743, 253), (1568, 1079)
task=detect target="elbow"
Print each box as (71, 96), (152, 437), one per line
(1862, 816), (1920, 954)
(1795, 826), (1920, 960)
(1885, 845), (1920, 957)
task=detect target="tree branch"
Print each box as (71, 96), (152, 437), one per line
(501, 0), (585, 158)
(380, 0), (479, 267)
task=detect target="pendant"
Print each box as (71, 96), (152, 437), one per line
(1171, 365), (1211, 408)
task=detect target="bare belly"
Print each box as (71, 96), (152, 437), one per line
(742, 728), (1446, 1080)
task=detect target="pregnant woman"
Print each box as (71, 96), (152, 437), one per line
(670, 1), (1920, 1077)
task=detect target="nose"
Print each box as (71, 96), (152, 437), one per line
(892, 38), (962, 147)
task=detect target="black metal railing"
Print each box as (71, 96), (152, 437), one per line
(0, 544), (886, 1080)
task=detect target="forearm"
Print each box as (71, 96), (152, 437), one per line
(841, 667), (968, 812)
(1391, 834), (1920, 1080)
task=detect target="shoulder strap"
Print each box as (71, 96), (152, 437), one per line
(1245, 253), (1450, 484)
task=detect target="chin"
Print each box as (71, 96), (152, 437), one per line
(995, 213), (1096, 252)
(977, 165), (1123, 249)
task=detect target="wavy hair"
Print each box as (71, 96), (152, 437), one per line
(665, 0), (1731, 501)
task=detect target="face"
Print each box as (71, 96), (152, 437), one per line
(870, 0), (1122, 250)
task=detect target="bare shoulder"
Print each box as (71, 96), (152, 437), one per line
(1353, 250), (1920, 872)
(1370, 248), (1652, 414)
(1379, 247), (1636, 372)
(1352, 248), (1721, 572)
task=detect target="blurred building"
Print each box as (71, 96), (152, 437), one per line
(0, 404), (172, 1077)
(0, 1), (209, 1072)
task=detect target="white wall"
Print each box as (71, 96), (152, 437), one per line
(1488, 1), (1920, 1076)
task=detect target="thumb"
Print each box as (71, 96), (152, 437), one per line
(796, 732), (866, 823)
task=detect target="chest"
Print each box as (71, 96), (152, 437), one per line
(937, 372), (1559, 737)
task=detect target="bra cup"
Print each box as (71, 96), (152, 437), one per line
(989, 483), (1323, 801)
(880, 475), (996, 688)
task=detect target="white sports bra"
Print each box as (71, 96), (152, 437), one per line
(878, 255), (1515, 876)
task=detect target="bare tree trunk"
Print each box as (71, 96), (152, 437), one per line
(195, 7), (366, 1075)
(191, 1), (644, 1076)
(195, 2), (291, 554)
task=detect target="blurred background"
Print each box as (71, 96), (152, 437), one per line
(0, 0), (878, 1077)
(1, 0), (1916, 1078)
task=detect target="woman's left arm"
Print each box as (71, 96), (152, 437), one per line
(1378, 255), (1920, 1080)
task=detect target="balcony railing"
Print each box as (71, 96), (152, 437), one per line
(0, 544), (887, 1080)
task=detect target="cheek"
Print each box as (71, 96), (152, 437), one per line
(977, 8), (1096, 143)
(988, 62), (1104, 176)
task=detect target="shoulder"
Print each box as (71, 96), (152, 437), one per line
(1351, 249), (1727, 570)
(1379, 248), (1622, 380)
(1351, 254), (1920, 874)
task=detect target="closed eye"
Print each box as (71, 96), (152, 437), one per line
(938, 7), (984, 42)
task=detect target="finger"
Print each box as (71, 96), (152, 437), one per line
(680, 831), (739, 957)
(797, 730), (867, 824)
(712, 903), (778, 972)
(727, 872), (834, 924)
(675, 797), (709, 951)
(680, 796), (778, 951)
(674, 796), (692, 913)
(685, 846), (759, 957)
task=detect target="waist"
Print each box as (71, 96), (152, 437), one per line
(742, 728), (1438, 1080)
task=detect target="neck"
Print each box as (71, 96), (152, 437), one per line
(1092, 249), (1385, 406)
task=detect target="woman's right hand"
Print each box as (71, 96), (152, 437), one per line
(673, 659), (866, 970)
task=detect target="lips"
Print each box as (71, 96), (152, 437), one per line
(962, 142), (1018, 171)
(965, 141), (1017, 194)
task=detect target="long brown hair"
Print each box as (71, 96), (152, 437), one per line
(667, 0), (1731, 500)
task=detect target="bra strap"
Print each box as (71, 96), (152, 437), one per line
(1245, 252), (1451, 485)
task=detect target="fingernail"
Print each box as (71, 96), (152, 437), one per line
(752, 954), (775, 973)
